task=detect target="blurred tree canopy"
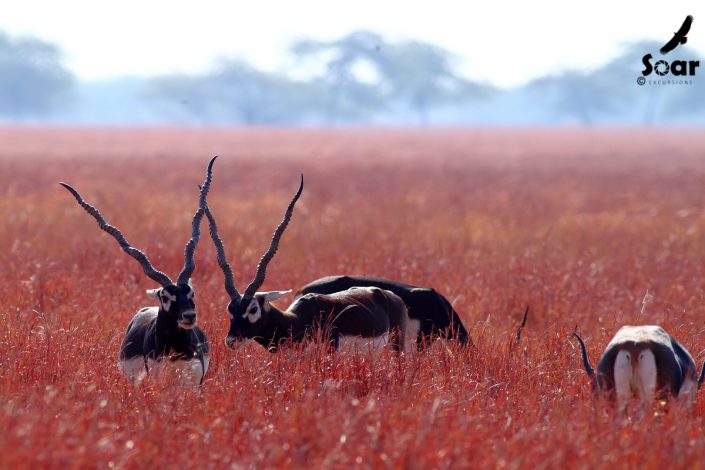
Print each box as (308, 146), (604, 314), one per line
(146, 61), (319, 125)
(290, 31), (386, 123)
(290, 31), (493, 124)
(147, 30), (491, 125)
(0, 32), (74, 121)
(380, 40), (493, 124)
(527, 70), (622, 125)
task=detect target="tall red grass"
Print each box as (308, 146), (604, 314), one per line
(2, 128), (705, 467)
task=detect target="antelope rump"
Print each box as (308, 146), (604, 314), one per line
(573, 326), (705, 410)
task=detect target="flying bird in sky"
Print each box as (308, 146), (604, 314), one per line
(660, 15), (694, 54)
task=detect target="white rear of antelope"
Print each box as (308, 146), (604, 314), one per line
(613, 348), (658, 409)
(573, 325), (705, 412)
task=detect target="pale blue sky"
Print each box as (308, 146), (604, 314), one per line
(2, 0), (703, 87)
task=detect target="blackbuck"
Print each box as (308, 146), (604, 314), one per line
(573, 325), (705, 410)
(60, 157), (216, 385)
(296, 275), (470, 347)
(203, 176), (411, 352)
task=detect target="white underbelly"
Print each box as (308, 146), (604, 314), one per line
(149, 357), (209, 385)
(679, 376), (697, 405)
(119, 356), (148, 385)
(405, 319), (421, 351)
(338, 333), (389, 352)
(120, 355), (209, 385)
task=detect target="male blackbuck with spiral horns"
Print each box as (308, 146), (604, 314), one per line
(573, 325), (705, 410)
(60, 157), (216, 385)
(203, 175), (411, 352)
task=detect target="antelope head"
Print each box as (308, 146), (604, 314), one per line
(60, 156), (218, 330)
(202, 173), (303, 348)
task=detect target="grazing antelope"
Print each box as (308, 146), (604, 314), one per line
(296, 275), (470, 348)
(203, 176), (410, 352)
(60, 157), (216, 385)
(573, 325), (705, 410)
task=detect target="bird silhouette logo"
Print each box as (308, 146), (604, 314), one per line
(660, 15), (693, 54)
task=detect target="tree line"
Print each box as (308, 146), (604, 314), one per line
(0, 30), (703, 125)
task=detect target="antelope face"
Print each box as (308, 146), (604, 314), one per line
(148, 284), (197, 330)
(224, 290), (291, 348)
(224, 298), (263, 347)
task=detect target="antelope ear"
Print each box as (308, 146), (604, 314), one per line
(258, 290), (293, 303)
(146, 288), (162, 299)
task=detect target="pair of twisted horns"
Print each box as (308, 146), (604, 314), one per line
(60, 156), (218, 287)
(204, 173), (303, 314)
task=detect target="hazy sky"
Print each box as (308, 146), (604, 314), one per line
(2, 1), (704, 87)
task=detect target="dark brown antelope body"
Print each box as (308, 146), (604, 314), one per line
(297, 275), (469, 347)
(230, 286), (409, 351)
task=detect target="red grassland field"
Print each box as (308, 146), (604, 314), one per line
(2, 128), (705, 468)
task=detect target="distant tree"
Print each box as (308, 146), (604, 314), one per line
(528, 41), (697, 125)
(596, 41), (664, 125)
(208, 60), (318, 124)
(147, 61), (318, 125)
(290, 31), (387, 123)
(291, 31), (492, 125)
(144, 73), (219, 124)
(664, 76), (705, 123)
(375, 40), (493, 124)
(0, 32), (74, 121)
(547, 71), (621, 124)
(527, 66), (633, 125)
(645, 43), (705, 123)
